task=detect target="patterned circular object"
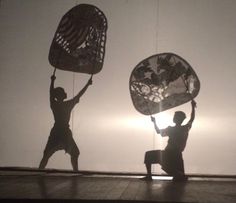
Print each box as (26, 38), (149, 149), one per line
(129, 53), (200, 115)
(49, 4), (108, 74)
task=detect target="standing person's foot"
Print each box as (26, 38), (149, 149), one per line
(140, 176), (153, 181)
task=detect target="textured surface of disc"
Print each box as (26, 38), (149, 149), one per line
(49, 4), (108, 74)
(129, 53), (200, 115)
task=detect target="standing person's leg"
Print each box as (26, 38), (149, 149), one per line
(39, 130), (58, 170)
(39, 148), (56, 169)
(71, 153), (79, 172)
(179, 153), (185, 174)
(67, 132), (80, 172)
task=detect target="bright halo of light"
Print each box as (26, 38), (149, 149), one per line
(116, 116), (151, 131)
(152, 112), (173, 129)
(112, 112), (173, 131)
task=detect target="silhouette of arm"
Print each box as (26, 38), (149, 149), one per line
(151, 116), (167, 137)
(187, 100), (197, 126)
(50, 75), (56, 105)
(72, 76), (93, 104)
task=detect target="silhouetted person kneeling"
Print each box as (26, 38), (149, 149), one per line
(39, 74), (92, 171)
(143, 100), (196, 181)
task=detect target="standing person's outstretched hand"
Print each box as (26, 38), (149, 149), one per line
(51, 75), (56, 81)
(88, 75), (93, 85)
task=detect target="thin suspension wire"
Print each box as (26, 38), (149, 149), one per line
(71, 0), (78, 135)
(71, 72), (75, 133)
(153, 0), (160, 151)
(152, 0), (160, 174)
(155, 0), (160, 55)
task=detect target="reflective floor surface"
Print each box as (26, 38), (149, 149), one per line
(1, 168), (236, 203)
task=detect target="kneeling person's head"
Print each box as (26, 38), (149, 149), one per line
(173, 111), (186, 125)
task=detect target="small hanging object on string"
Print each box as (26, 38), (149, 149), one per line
(48, 4), (108, 75)
(129, 53), (200, 115)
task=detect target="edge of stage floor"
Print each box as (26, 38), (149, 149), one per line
(0, 166), (236, 180)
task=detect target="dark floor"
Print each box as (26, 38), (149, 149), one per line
(1, 168), (236, 203)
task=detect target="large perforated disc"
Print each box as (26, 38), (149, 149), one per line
(129, 53), (200, 115)
(49, 4), (108, 74)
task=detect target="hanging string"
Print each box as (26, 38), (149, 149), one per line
(71, 0), (78, 135)
(155, 0), (160, 55)
(153, 0), (160, 150)
(151, 0), (160, 174)
(71, 72), (75, 134)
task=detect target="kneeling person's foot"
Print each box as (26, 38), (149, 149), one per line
(172, 175), (188, 182)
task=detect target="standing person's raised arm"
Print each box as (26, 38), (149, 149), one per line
(50, 75), (56, 104)
(73, 76), (93, 104)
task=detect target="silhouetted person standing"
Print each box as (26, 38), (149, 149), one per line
(39, 74), (92, 171)
(143, 100), (196, 181)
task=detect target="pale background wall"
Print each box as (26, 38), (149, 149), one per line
(0, 0), (236, 175)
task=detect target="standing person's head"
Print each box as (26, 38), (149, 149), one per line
(53, 87), (67, 101)
(173, 111), (186, 125)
